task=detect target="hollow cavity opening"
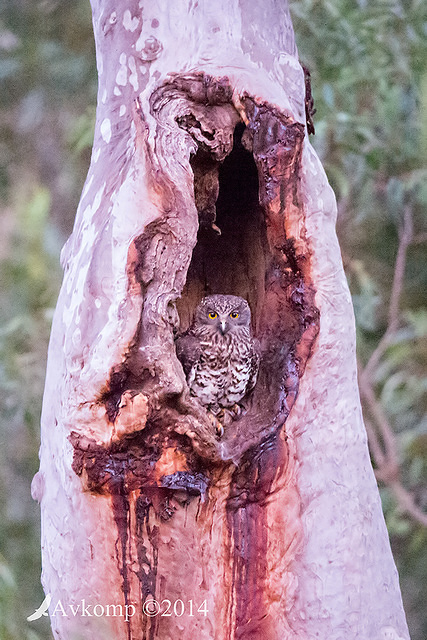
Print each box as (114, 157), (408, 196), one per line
(177, 123), (268, 331)
(175, 121), (318, 452)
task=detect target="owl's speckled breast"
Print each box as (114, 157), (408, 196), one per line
(188, 330), (255, 411)
(176, 294), (260, 415)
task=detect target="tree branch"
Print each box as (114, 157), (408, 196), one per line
(412, 231), (427, 245)
(363, 204), (413, 381)
(358, 205), (427, 526)
(389, 481), (427, 528)
(358, 359), (399, 480)
(359, 361), (427, 527)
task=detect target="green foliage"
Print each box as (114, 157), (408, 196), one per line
(292, 0), (427, 205)
(0, 0), (96, 226)
(0, 185), (60, 640)
(0, 554), (45, 640)
(67, 106), (96, 155)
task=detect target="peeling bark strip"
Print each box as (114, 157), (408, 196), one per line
(302, 65), (316, 136)
(69, 73), (319, 639)
(37, 2), (410, 639)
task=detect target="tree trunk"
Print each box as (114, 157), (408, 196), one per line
(33, 1), (410, 639)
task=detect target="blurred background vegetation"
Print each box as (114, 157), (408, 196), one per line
(0, 0), (425, 638)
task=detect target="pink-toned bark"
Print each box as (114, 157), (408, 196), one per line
(33, 1), (410, 639)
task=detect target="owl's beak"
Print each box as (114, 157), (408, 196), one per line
(220, 320), (227, 334)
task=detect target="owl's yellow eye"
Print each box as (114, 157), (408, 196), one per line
(208, 312), (217, 320)
(229, 311), (239, 319)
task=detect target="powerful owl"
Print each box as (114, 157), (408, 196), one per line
(175, 295), (260, 420)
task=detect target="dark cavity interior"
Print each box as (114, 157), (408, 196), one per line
(177, 124), (267, 331)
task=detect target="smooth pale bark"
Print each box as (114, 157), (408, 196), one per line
(33, 1), (410, 639)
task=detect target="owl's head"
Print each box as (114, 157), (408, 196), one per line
(194, 294), (251, 336)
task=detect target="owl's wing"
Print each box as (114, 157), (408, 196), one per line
(175, 332), (202, 378)
(246, 338), (261, 394)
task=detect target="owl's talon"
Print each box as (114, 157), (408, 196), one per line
(230, 403), (243, 417)
(216, 408), (225, 422)
(207, 411), (224, 438)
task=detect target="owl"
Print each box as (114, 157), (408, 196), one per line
(175, 295), (260, 420)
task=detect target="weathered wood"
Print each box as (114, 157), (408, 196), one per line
(33, 1), (410, 639)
